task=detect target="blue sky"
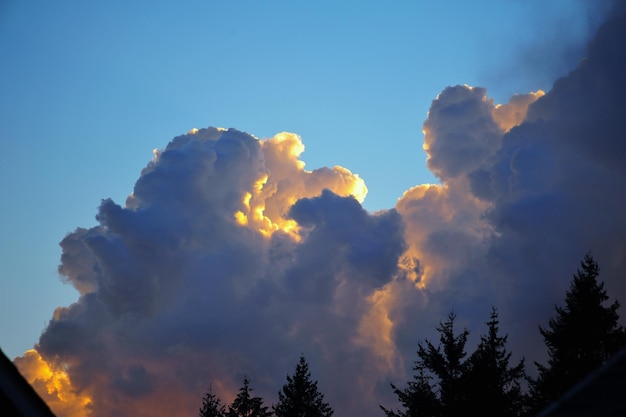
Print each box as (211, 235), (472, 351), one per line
(0, 0), (608, 376)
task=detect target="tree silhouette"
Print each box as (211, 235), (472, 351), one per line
(200, 386), (226, 417)
(228, 378), (272, 417)
(382, 310), (529, 417)
(464, 307), (527, 417)
(381, 367), (438, 417)
(381, 312), (469, 417)
(420, 312), (469, 416)
(273, 355), (333, 417)
(529, 253), (626, 412)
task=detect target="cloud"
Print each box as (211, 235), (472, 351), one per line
(469, 9), (626, 354)
(422, 85), (543, 181)
(492, 90), (545, 132)
(13, 349), (91, 417)
(14, 7), (626, 417)
(422, 85), (502, 180)
(18, 127), (401, 417)
(481, 0), (616, 100)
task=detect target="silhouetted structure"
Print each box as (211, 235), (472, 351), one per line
(382, 310), (528, 417)
(0, 348), (56, 417)
(200, 386), (226, 417)
(535, 348), (626, 417)
(273, 355), (333, 417)
(530, 253), (626, 412)
(228, 378), (271, 417)
(464, 308), (527, 417)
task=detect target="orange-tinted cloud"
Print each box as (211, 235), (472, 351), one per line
(14, 349), (91, 417)
(493, 90), (544, 132)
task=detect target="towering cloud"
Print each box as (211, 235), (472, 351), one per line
(18, 127), (403, 417)
(471, 9), (626, 354)
(14, 7), (626, 417)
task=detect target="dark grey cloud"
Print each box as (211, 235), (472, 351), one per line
(469, 9), (626, 359)
(289, 189), (405, 291)
(392, 6), (626, 377)
(481, 0), (617, 101)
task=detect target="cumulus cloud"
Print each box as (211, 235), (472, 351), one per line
(397, 7), (626, 362)
(423, 85), (544, 181)
(14, 7), (626, 417)
(422, 85), (503, 180)
(470, 9), (626, 355)
(14, 349), (91, 417)
(17, 127), (401, 417)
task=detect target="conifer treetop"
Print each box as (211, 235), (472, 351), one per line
(273, 355), (334, 417)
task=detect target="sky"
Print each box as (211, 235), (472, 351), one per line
(1, 1), (625, 417)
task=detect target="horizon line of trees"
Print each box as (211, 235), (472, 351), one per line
(199, 355), (333, 417)
(198, 253), (626, 417)
(381, 252), (626, 417)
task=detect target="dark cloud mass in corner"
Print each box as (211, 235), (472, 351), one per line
(456, 9), (626, 357)
(14, 7), (626, 417)
(476, 11), (626, 319)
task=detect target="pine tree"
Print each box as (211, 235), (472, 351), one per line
(380, 368), (438, 417)
(381, 312), (469, 417)
(228, 378), (272, 417)
(530, 253), (626, 412)
(273, 355), (333, 417)
(200, 386), (226, 417)
(421, 312), (469, 416)
(463, 307), (527, 417)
